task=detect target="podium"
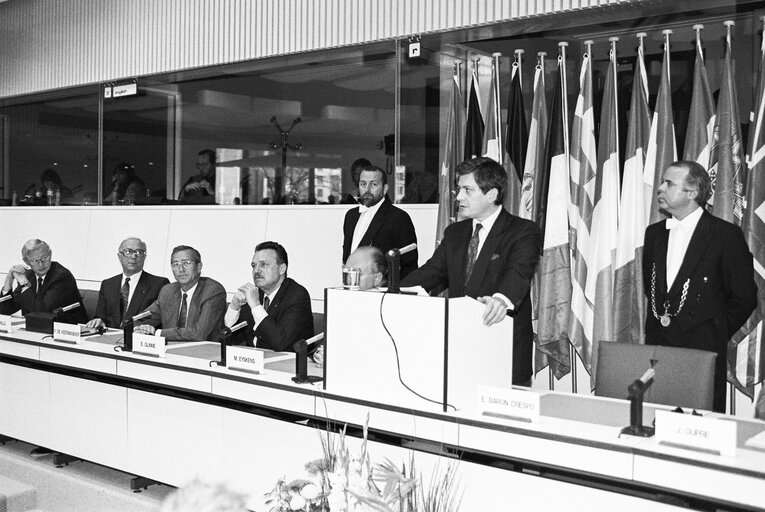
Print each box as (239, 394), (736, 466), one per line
(324, 288), (513, 413)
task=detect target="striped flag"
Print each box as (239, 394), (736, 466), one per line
(503, 51), (528, 216)
(536, 50), (572, 379)
(482, 53), (504, 164)
(589, 39), (622, 382)
(709, 21), (746, 225)
(683, 25), (716, 166)
(644, 30), (677, 225)
(465, 61), (484, 160)
(614, 35), (651, 345)
(568, 45), (598, 372)
(436, 69), (465, 247)
(521, 54), (548, 222)
(728, 17), (765, 400)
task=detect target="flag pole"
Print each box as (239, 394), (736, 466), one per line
(724, 19), (737, 414)
(693, 24), (704, 58)
(515, 49), (524, 92)
(492, 52), (504, 165)
(610, 36), (620, 204)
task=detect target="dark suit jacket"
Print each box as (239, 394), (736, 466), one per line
(229, 277), (314, 352)
(401, 208), (542, 384)
(0, 261), (88, 324)
(343, 197), (418, 278)
(642, 210), (757, 412)
(138, 277), (227, 341)
(93, 271), (170, 328)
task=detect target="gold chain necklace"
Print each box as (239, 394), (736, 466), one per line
(651, 262), (690, 327)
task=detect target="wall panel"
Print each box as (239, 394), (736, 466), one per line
(0, 0), (634, 98)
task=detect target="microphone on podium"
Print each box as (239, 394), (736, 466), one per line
(218, 321), (248, 366)
(52, 302), (81, 315)
(121, 310), (152, 352)
(386, 243), (417, 294)
(0, 295), (13, 304)
(620, 367), (657, 438)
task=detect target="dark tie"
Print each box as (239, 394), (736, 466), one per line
(263, 296), (271, 312)
(36, 277), (44, 297)
(465, 223), (483, 285)
(120, 277), (130, 315)
(178, 293), (188, 328)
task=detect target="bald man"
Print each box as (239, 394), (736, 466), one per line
(87, 238), (169, 329)
(345, 246), (388, 291)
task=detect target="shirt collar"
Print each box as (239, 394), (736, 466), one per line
(123, 270), (142, 283)
(667, 206), (703, 231)
(473, 205), (502, 233)
(358, 197), (385, 215)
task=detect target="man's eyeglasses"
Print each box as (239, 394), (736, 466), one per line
(170, 260), (194, 270)
(120, 249), (146, 258)
(28, 255), (50, 265)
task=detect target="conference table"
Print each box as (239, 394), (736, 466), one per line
(0, 318), (764, 511)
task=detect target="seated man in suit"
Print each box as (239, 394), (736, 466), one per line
(134, 245), (226, 341)
(401, 157), (542, 386)
(342, 165), (418, 278)
(1, 239), (88, 324)
(86, 237), (169, 329)
(224, 241), (313, 351)
(345, 246), (387, 291)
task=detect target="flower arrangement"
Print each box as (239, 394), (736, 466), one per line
(264, 416), (461, 512)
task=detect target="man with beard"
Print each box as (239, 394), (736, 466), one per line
(224, 241), (314, 351)
(342, 165), (418, 278)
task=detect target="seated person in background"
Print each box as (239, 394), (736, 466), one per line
(104, 163), (146, 204)
(345, 246), (387, 291)
(86, 237), (169, 329)
(340, 157), (371, 204)
(24, 168), (74, 203)
(134, 245), (226, 341)
(0, 239), (88, 324)
(225, 241), (313, 351)
(179, 149), (216, 200)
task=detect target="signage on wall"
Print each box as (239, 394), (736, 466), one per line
(103, 78), (138, 99)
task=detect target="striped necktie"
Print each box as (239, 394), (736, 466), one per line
(178, 293), (188, 328)
(464, 223), (482, 285)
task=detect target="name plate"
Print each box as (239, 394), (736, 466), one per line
(655, 410), (737, 456)
(0, 314), (13, 333)
(227, 345), (264, 374)
(132, 333), (166, 357)
(477, 385), (540, 423)
(53, 322), (83, 344)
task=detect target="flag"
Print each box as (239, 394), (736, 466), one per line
(535, 53), (572, 379)
(614, 38), (651, 345)
(728, 20), (765, 400)
(465, 63), (484, 160)
(644, 32), (677, 225)
(709, 24), (746, 225)
(504, 54), (528, 216)
(521, 57), (548, 222)
(436, 71), (465, 247)
(568, 48), (597, 373)
(588, 42), (621, 382)
(482, 53), (504, 163)
(683, 28), (716, 165)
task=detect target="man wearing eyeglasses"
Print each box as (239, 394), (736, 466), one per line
(0, 239), (88, 324)
(86, 238), (169, 330)
(134, 245), (226, 341)
(178, 149), (216, 200)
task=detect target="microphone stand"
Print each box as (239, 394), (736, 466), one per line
(620, 368), (656, 437)
(217, 321), (247, 366)
(385, 243), (417, 295)
(123, 311), (152, 353)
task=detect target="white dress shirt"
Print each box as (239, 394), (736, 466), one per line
(122, 270), (142, 307)
(350, 198), (385, 254)
(156, 281), (197, 337)
(665, 206), (703, 289)
(224, 283), (282, 334)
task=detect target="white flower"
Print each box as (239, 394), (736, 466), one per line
(289, 494), (307, 510)
(300, 483), (320, 500)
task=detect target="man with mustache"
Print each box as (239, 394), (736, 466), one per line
(342, 165), (418, 278)
(224, 241), (314, 351)
(642, 160), (756, 413)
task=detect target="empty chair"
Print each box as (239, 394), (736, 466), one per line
(595, 342), (716, 411)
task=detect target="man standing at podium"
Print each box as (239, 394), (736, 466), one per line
(401, 157), (542, 386)
(224, 241), (314, 351)
(342, 165), (418, 278)
(642, 161), (756, 413)
(86, 237), (169, 329)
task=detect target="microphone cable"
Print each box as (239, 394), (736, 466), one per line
(379, 292), (456, 412)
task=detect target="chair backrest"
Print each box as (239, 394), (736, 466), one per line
(595, 342), (717, 410)
(80, 289), (99, 320)
(312, 312), (325, 337)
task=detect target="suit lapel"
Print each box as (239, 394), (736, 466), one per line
(125, 273), (147, 319)
(668, 211), (712, 299)
(268, 279), (290, 314)
(654, 223), (669, 299)
(466, 210), (508, 296)
(359, 199), (389, 246)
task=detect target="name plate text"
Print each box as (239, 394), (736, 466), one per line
(133, 333), (166, 357)
(477, 385), (540, 422)
(53, 322), (82, 344)
(655, 410), (737, 456)
(227, 345), (264, 374)
(0, 314), (13, 333)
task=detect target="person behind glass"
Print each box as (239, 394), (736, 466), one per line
(340, 157), (371, 204)
(642, 160), (757, 413)
(86, 237), (169, 330)
(225, 241), (313, 351)
(134, 245), (226, 341)
(25, 168), (73, 204)
(104, 163), (146, 205)
(342, 165), (418, 278)
(0, 239), (88, 324)
(179, 149), (216, 200)
(345, 246), (387, 291)
(400, 157), (542, 387)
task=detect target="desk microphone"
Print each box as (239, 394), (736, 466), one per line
(0, 295), (12, 303)
(628, 368), (655, 397)
(386, 243), (417, 294)
(621, 367), (656, 437)
(53, 302), (81, 315)
(218, 321), (247, 366)
(121, 310), (152, 352)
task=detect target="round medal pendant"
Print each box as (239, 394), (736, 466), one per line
(660, 315), (671, 327)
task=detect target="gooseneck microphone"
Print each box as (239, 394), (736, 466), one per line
(620, 367), (656, 437)
(218, 321), (248, 366)
(386, 243), (417, 294)
(122, 310), (152, 352)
